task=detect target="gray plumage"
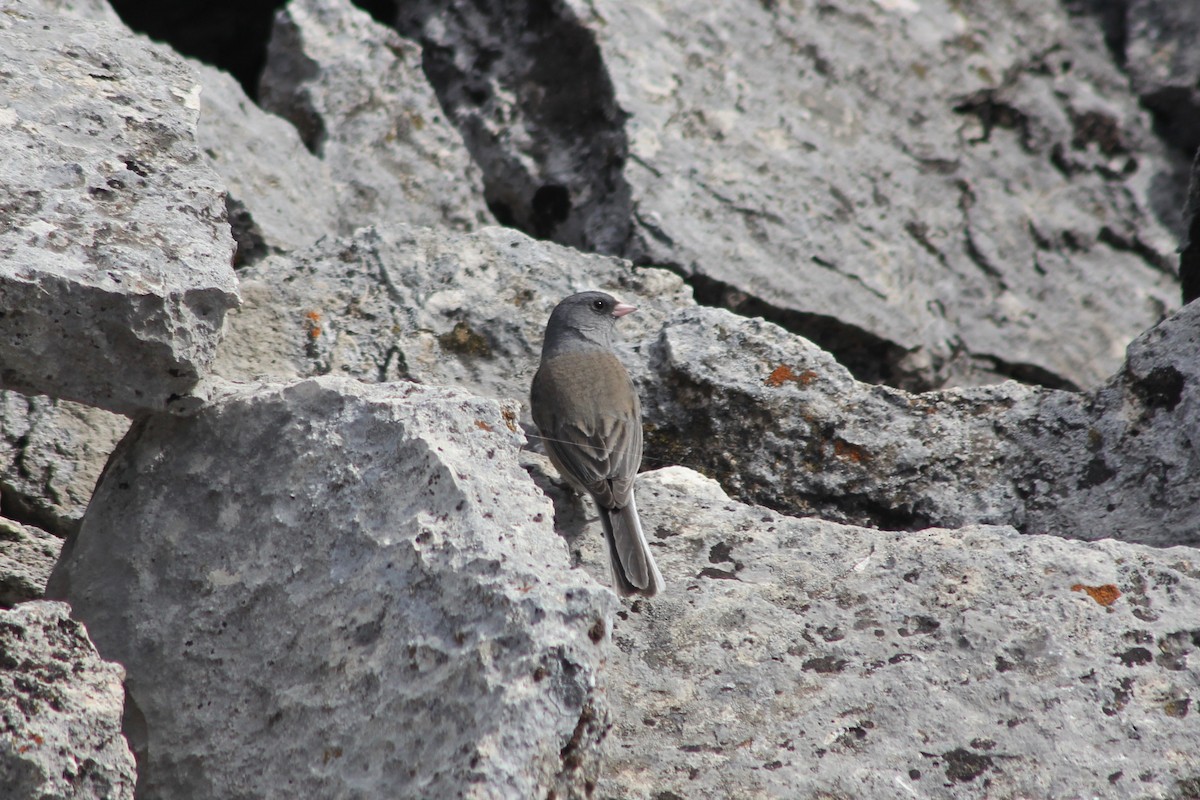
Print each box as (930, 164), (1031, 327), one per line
(530, 291), (665, 597)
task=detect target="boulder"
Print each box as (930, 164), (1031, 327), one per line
(641, 301), (1200, 548)
(0, 600), (135, 799)
(396, 0), (1178, 390)
(0, 521), (62, 608)
(211, 224), (691, 405)
(212, 222), (1200, 549)
(596, 467), (1200, 799)
(193, 59), (339, 264)
(0, 3), (239, 416)
(0, 393), (129, 537)
(48, 377), (613, 799)
(259, 0), (490, 236)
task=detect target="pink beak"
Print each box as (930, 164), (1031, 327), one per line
(612, 302), (637, 318)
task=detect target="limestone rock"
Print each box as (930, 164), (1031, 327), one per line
(48, 377), (612, 799)
(0, 3), (239, 416)
(641, 301), (1200, 548)
(0, 521), (62, 608)
(0, 392), (129, 537)
(397, 0), (1178, 390)
(194, 59), (339, 264)
(259, 0), (489, 236)
(596, 468), (1200, 800)
(211, 224), (690, 407)
(1115, 0), (1200, 158)
(0, 600), (135, 799)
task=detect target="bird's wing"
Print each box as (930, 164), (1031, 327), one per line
(531, 351), (643, 508)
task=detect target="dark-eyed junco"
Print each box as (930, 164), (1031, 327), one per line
(530, 292), (664, 598)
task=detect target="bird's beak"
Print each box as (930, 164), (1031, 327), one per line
(612, 302), (637, 318)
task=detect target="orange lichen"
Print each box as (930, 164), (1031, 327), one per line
(1071, 583), (1121, 606)
(832, 438), (868, 463)
(475, 419), (494, 432)
(765, 364), (817, 387)
(501, 408), (519, 432)
(304, 310), (323, 340)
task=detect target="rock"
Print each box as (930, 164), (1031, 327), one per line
(32, 0), (122, 24)
(211, 223), (691, 406)
(0, 520), (62, 608)
(259, 0), (489, 236)
(0, 3), (239, 416)
(193, 59), (339, 264)
(596, 467), (1200, 800)
(48, 377), (612, 799)
(0, 600), (135, 799)
(1102, 0), (1200, 159)
(213, 223), (1198, 548)
(397, 0), (1178, 390)
(642, 301), (1200, 548)
(0, 392), (129, 537)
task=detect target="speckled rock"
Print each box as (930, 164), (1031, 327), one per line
(594, 467), (1200, 800)
(0, 600), (135, 799)
(47, 377), (613, 799)
(396, 0), (1178, 390)
(193, 58), (338, 264)
(1109, 0), (1200, 159)
(0, 3), (238, 415)
(259, 0), (489, 236)
(0, 392), (129, 537)
(0, 520), (62, 608)
(211, 224), (690, 407)
(641, 301), (1200, 548)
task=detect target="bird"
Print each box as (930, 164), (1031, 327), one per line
(530, 291), (665, 598)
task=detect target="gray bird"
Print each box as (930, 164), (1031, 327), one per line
(530, 291), (664, 598)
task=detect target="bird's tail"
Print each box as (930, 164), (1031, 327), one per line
(598, 493), (664, 598)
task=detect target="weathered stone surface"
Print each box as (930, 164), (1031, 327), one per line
(194, 58), (339, 264)
(594, 467), (1200, 800)
(48, 377), (612, 799)
(0, 600), (135, 799)
(259, 0), (489, 236)
(0, 521), (62, 608)
(213, 223), (1198, 549)
(1108, 0), (1200, 159)
(642, 301), (1200, 548)
(211, 224), (690, 405)
(33, 0), (122, 24)
(398, 0), (1178, 390)
(0, 392), (129, 537)
(0, 3), (239, 416)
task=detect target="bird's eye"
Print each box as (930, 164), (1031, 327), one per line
(592, 299), (606, 310)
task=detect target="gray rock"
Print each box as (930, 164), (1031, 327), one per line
(48, 377), (613, 799)
(0, 600), (135, 799)
(32, 0), (121, 24)
(0, 3), (239, 416)
(0, 520), (62, 607)
(211, 224), (691, 407)
(596, 467), (1200, 800)
(259, 0), (489, 236)
(213, 223), (1198, 549)
(642, 301), (1200, 548)
(1113, 0), (1200, 158)
(397, 0), (1178, 390)
(193, 59), (339, 264)
(0, 392), (129, 537)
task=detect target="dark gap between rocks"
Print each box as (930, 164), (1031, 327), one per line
(0, 483), (74, 540)
(1180, 148), (1200, 305)
(390, 0), (636, 255)
(685, 272), (922, 391)
(108, 0), (287, 99)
